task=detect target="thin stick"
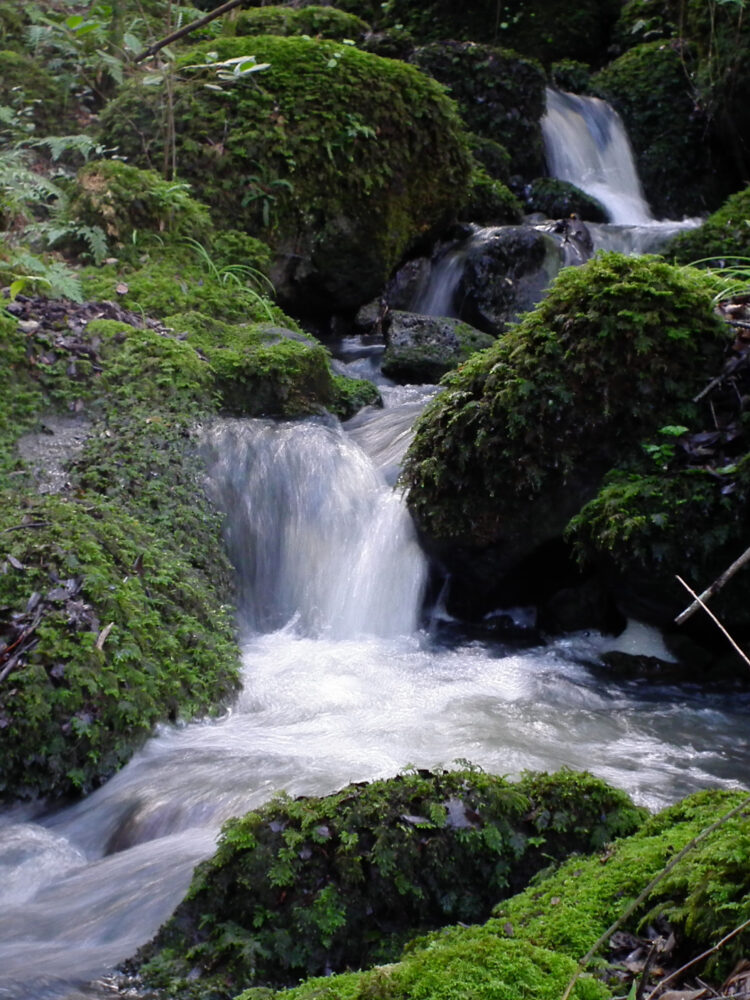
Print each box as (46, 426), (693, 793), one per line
(644, 916), (750, 1000)
(560, 795), (750, 1000)
(675, 576), (750, 669)
(675, 545), (750, 624)
(134, 0), (245, 63)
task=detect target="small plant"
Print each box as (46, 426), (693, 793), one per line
(182, 237), (276, 320)
(642, 424), (689, 470)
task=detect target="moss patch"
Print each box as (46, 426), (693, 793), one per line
(664, 185), (750, 265)
(522, 178), (607, 223)
(133, 768), (642, 995)
(228, 6), (370, 41)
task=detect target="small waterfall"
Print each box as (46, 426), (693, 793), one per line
(542, 87), (653, 225)
(201, 417), (428, 638)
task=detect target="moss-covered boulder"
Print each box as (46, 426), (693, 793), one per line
(523, 177), (608, 223)
(132, 768), (643, 995)
(410, 42), (546, 179)
(228, 5), (370, 41)
(381, 312), (494, 384)
(230, 786), (749, 1000)
(68, 161), (212, 251)
(98, 35), (472, 314)
(591, 41), (726, 217)
(402, 253), (729, 617)
(664, 185), (750, 265)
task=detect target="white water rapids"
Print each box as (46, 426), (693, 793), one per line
(1, 392), (749, 1000)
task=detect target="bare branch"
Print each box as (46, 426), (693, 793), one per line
(134, 0), (245, 63)
(675, 576), (750, 670)
(675, 546), (750, 624)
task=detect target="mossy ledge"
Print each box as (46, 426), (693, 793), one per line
(130, 768), (643, 996)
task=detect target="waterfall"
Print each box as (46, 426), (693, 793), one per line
(541, 87), (653, 225)
(201, 417), (428, 639)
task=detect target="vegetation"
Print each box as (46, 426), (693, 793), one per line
(228, 6), (370, 41)
(97, 33), (472, 312)
(403, 253), (728, 548)
(133, 768), (643, 995)
(664, 185), (750, 264)
(522, 177), (608, 222)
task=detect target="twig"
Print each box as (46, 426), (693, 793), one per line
(644, 916), (750, 1000)
(560, 795), (750, 1000)
(675, 576), (750, 670)
(1, 521), (51, 533)
(675, 546), (750, 624)
(134, 0), (245, 63)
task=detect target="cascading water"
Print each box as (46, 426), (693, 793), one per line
(541, 87), (652, 225)
(1, 394), (750, 999)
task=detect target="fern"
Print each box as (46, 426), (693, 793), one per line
(1, 249), (83, 303)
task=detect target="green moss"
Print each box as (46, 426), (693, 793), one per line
(0, 490), (238, 801)
(402, 253), (729, 546)
(134, 768), (642, 995)
(229, 6), (370, 41)
(410, 42), (546, 178)
(98, 35), (472, 311)
(566, 458), (750, 631)
(236, 787), (750, 1000)
(0, 313), (45, 473)
(591, 41), (725, 217)
(80, 245), (282, 325)
(460, 168), (523, 226)
(0, 49), (70, 132)
(523, 178), (607, 223)
(664, 185), (750, 265)
(549, 59), (592, 93)
(330, 374), (382, 418)
(467, 135), (512, 185)
(495, 788), (750, 976)
(68, 161), (212, 253)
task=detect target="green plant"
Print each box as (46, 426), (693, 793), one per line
(642, 424), (689, 469)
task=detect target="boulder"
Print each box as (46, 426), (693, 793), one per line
(98, 35), (472, 315)
(381, 310), (493, 384)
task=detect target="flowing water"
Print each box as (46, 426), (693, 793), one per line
(0, 91), (741, 1000)
(2, 395), (749, 1000)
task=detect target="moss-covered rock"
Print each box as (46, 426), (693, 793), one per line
(231, 786), (749, 1000)
(0, 306), (241, 802)
(460, 168), (523, 226)
(591, 41), (726, 217)
(664, 185), (750, 265)
(566, 458), (750, 636)
(68, 161), (212, 252)
(402, 253), (729, 613)
(97, 35), (472, 314)
(133, 768), (643, 995)
(468, 135), (512, 185)
(228, 5), (370, 41)
(522, 177), (608, 223)
(410, 42), (546, 179)
(549, 59), (592, 93)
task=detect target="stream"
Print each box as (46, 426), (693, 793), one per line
(1, 91), (748, 1000)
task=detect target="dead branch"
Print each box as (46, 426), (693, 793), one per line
(134, 0), (245, 63)
(560, 795), (750, 1000)
(675, 546), (750, 624)
(644, 916), (750, 1000)
(675, 576), (750, 670)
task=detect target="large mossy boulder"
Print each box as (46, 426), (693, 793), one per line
(133, 768), (643, 995)
(98, 35), (472, 314)
(591, 41), (726, 217)
(522, 177), (608, 223)
(232, 787), (750, 1000)
(402, 253), (729, 616)
(410, 42), (546, 179)
(664, 185), (750, 265)
(228, 5), (370, 40)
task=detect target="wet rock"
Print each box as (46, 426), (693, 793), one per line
(382, 311), (493, 384)
(457, 226), (564, 335)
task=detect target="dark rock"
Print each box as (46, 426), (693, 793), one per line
(382, 311), (493, 384)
